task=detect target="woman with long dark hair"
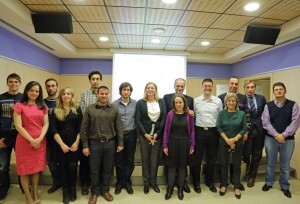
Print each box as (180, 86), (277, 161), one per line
(13, 81), (49, 204)
(52, 87), (82, 204)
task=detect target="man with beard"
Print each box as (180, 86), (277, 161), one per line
(44, 78), (61, 194)
(0, 73), (23, 202)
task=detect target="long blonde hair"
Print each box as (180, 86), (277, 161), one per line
(142, 82), (160, 101)
(54, 87), (78, 121)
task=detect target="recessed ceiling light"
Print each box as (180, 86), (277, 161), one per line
(162, 0), (177, 4)
(244, 2), (260, 12)
(151, 38), (161, 44)
(153, 28), (165, 34)
(99, 36), (109, 42)
(201, 41), (210, 46)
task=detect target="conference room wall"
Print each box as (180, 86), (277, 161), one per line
(0, 56), (59, 94)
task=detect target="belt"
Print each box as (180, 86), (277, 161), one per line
(90, 137), (115, 143)
(199, 127), (216, 131)
(124, 129), (135, 134)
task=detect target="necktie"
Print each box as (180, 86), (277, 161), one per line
(249, 96), (256, 113)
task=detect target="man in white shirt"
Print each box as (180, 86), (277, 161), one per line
(193, 78), (223, 193)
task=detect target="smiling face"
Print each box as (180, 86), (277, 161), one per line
(174, 96), (184, 112)
(7, 77), (21, 93)
(226, 96), (237, 111)
(228, 77), (239, 93)
(97, 87), (109, 105)
(121, 86), (131, 99)
(145, 83), (156, 97)
(61, 89), (72, 104)
(27, 85), (40, 102)
(174, 79), (186, 94)
(202, 81), (213, 95)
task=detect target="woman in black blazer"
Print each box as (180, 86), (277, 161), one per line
(135, 82), (166, 194)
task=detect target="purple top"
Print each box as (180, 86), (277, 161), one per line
(163, 111), (195, 150)
(261, 99), (300, 138)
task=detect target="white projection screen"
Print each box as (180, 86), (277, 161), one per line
(112, 53), (187, 101)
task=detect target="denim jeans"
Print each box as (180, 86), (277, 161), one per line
(265, 136), (295, 190)
(115, 131), (137, 187)
(89, 139), (116, 195)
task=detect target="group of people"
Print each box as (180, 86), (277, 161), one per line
(0, 72), (299, 204)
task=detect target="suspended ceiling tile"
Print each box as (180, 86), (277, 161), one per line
(95, 42), (120, 48)
(179, 11), (220, 27)
(210, 14), (254, 30)
(144, 24), (176, 36)
(143, 44), (166, 50)
(214, 40), (243, 49)
(71, 41), (97, 48)
(68, 5), (109, 22)
(260, 1), (300, 20)
(63, 0), (104, 5)
(148, 0), (190, 9)
(199, 29), (234, 40)
(192, 39), (220, 47)
(206, 47), (231, 54)
(113, 23), (144, 35)
(108, 7), (145, 23)
(187, 0), (235, 13)
(172, 26), (206, 38)
(105, 0), (145, 7)
(89, 34), (118, 43)
(80, 22), (114, 34)
(72, 22), (85, 33)
(116, 35), (143, 43)
(20, 0), (62, 4)
(146, 8), (184, 25)
(225, 30), (245, 41)
(143, 35), (170, 44)
(27, 5), (68, 12)
(168, 37), (196, 46)
(62, 33), (92, 42)
(165, 44), (188, 51)
(119, 43), (143, 49)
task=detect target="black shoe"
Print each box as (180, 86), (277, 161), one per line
(193, 185), (201, 193)
(247, 178), (255, 188)
(281, 189), (292, 198)
(81, 185), (89, 196)
(47, 184), (61, 194)
(144, 185), (149, 194)
(183, 183), (191, 193)
(125, 185), (134, 194)
(115, 185), (122, 195)
(70, 186), (77, 202)
(234, 188), (241, 199)
(150, 184), (160, 193)
(165, 186), (173, 200)
(206, 184), (217, 193)
(62, 188), (70, 204)
(178, 188), (184, 200)
(262, 184), (272, 192)
(238, 183), (245, 191)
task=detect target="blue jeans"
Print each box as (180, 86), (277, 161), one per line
(265, 136), (295, 190)
(115, 131), (137, 187)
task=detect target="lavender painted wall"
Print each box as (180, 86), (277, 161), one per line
(232, 40), (300, 77)
(187, 62), (232, 78)
(0, 26), (60, 73)
(60, 58), (112, 75)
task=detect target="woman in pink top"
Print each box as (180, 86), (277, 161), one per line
(13, 81), (49, 204)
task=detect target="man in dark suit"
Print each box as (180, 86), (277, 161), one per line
(163, 78), (194, 193)
(243, 80), (266, 188)
(218, 76), (250, 191)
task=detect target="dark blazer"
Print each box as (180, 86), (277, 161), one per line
(135, 98), (167, 138)
(247, 93), (267, 136)
(163, 93), (194, 113)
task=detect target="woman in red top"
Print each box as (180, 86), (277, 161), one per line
(13, 81), (49, 204)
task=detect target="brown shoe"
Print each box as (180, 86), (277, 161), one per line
(247, 178), (255, 188)
(81, 185), (89, 196)
(102, 192), (114, 202)
(88, 194), (98, 204)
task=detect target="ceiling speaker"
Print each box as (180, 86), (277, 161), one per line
(243, 25), (280, 45)
(31, 13), (73, 34)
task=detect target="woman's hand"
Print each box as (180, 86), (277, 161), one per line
(30, 138), (40, 149)
(163, 148), (168, 156)
(61, 143), (70, 153)
(189, 149), (194, 155)
(70, 140), (79, 152)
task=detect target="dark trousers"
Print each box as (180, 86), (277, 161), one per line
(46, 138), (61, 186)
(243, 127), (265, 179)
(90, 140), (115, 195)
(79, 143), (90, 186)
(219, 141), (243, 187)
(0, 132), (16, 195)
(59, 155), (78, 188)
(139, 135), (162, 185)
(168, 167), (186, 188)
(193, 127), (218, 186)
(116, 131), (137, 187)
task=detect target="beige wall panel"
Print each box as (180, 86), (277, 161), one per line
(1, 58), (59, 95)
(187, 78), (228, 98)
(59, 75), (112, 103)
(0, 57), (9, 93)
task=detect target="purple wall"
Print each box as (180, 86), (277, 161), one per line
(0, 26), (60, 73)
(60, 58), (112, 75)
(187, 62), (232, 78)
(232, 40), (300, 77)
